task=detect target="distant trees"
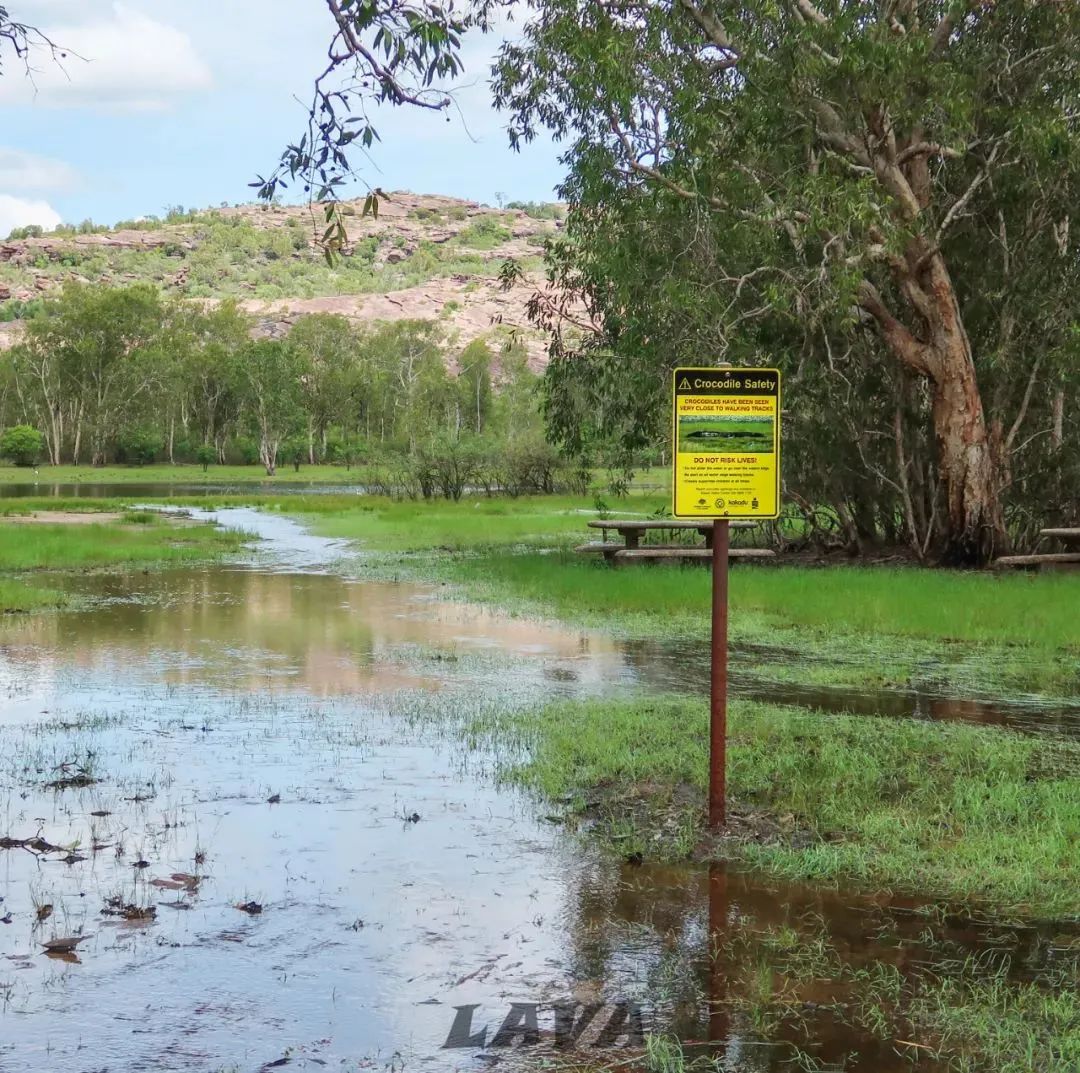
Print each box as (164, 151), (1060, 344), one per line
(0, 283), (546, 488)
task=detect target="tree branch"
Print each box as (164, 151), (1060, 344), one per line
(857, 280), (936, 378)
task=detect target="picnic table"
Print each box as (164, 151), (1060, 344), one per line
(576, 519), (775, 564)
(993, 527), (1080, 570)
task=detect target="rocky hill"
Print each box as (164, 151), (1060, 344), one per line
(0, 192), (564, 366)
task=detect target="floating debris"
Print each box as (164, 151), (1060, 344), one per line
(45, 764), (98, 791)
(102, 897), (156, 922)
(149, 878), (186, 891)
(41, 935), (91, 954)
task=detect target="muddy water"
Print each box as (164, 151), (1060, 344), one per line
(0, 509), (1071, 1072)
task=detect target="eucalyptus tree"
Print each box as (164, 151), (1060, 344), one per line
(489, 0), (1080, 563)
(177, 301), (252, 461)
(11, 283), (167, 465)
(239, 340), (309, 476)
(288, 313), (361, 461)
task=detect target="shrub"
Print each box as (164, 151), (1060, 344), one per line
(195, 444), (216, 473)
(0, 425), (44, 466)
(115, 428), (161, 466)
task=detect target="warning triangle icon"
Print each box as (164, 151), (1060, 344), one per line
(678, 377), (692, 390)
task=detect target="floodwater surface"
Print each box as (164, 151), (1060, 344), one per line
(0, 509), (1073, 1072)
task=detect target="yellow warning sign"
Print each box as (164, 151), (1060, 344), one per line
(672, 367), (781, 519)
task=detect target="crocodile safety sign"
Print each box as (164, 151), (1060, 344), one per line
(672, 367), (781, 519)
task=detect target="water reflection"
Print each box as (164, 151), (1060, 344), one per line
(0, 506), (1073, 1073)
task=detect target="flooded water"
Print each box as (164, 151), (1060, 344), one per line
(0, 508), (1074, 1072)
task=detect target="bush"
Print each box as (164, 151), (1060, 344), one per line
(230, 436), (261, 465)
(0, 425), (44, 466)
(500, 434), (562, 495)
(195, 444), (216, 473)
(115, 428), (161, 466)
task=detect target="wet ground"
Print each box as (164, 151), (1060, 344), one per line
(0, 508), (1075, 1072)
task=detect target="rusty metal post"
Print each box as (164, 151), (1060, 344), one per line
(710, 519), (729, 828)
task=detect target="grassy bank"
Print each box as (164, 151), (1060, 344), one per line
(466, 695), (1080, 920)
(438, 550), (1080, 651)
(0, 511), (248, 612)
(274, 498), (1080, 697)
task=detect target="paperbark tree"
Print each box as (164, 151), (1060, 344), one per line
(491, 0), (1080, 565)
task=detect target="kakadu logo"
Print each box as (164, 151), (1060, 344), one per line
(443, 1001), (646, 1050)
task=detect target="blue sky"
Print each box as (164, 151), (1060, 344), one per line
(0, 1), (565, 235)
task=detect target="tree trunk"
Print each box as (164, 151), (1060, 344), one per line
(260, 435), (276, 476)
(859, 252), (1008, 566)
(930, 353), (1004, 565)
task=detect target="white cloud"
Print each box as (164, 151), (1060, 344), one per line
(0, 195), (61, 236)
(0, 148), (78, 191)
(0, 3), (213, 111)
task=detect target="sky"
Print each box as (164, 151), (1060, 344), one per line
(0, 1), (566, 235)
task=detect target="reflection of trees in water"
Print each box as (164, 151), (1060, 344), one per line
(559, 854), (710, 1038)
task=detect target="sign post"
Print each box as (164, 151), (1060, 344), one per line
(672, 368), (781, 828)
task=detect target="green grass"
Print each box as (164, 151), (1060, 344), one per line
(439, 551), (1080, 651)
(299, 494), (668, 552)
(0, 511), (248, 611)
(0, 577), (65, 613)
(287, 497), (1080, 695)
(0, 517), (246, 572)
(466, 695), (1080, 919)
(0, 463), (369, 484)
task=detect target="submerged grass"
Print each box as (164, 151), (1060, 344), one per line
(467, 695), (1080, 920)
(0, 577), (65, 613)
(715, 922), (1080, 1073)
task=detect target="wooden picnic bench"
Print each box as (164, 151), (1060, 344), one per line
(993, 528), (1080, 570)
(576, 519), (775, 564)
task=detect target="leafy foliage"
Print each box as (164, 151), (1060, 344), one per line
(0, 423), (42, 466)
(0, 284), (553, 491)
(487, 0), (1080, 562)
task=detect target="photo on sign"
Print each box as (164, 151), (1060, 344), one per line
(677, 414), (775, 454)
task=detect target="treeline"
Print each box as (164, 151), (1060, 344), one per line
(0, 282), (574, 496)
